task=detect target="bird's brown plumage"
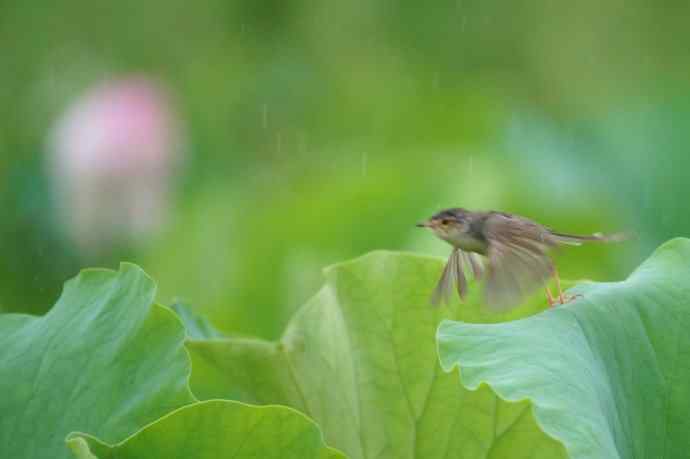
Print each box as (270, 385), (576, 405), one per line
(482, 212), (558, 309)
(420, 209), (627, 310)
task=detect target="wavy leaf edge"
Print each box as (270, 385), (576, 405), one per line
(435, 237), (690, 459)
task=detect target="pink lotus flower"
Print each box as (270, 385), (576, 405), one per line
(48, 76), (184, 256)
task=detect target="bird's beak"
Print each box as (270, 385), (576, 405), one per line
(416, 221), (430, 228)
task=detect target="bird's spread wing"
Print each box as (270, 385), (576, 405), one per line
(431, 249), (468, 306)
(483, 213), (556, 310)
(463, 251), (484, 280)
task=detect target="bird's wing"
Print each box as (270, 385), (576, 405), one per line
(463, 251), (483, 280)
(431, 249), (468, 306)
(483, 213), (556, 310)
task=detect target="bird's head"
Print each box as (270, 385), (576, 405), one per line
(416, 208), (472, 245)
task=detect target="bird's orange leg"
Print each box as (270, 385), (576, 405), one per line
(552, 265), (583, 305)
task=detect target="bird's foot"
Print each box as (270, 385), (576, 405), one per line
(546, 287), (582, 307)
(559, 293), (583, 304)
(553, 293), (583, 306)
(548, 265), (583, 306)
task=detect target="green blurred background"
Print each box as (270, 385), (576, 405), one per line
(1, 1), (687, 338)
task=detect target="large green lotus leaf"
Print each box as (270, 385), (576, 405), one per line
(0, 263), (195, 459)
(170, 302), (224, 340)
(188, 251), (568, 459)
(67, 400), (345, 458)
(438, 238), (690, 459)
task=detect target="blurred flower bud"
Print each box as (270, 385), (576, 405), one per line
(48, 76), (184, 257)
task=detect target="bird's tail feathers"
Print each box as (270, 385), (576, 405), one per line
(550, 230), (632, 245)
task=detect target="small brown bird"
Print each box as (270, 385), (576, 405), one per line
(417, 208), (627, 310)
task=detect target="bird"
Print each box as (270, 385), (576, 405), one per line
(417, 208), (628, 310)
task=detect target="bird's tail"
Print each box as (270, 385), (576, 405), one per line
(550, 230), (632, 246)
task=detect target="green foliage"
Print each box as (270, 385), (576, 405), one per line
(0, 264), (194, 459)
(438, 238), (690, 459)
(170, 302), (224, 339)
(187, 251), (566, 458)
(3, 240), (689, 458)
(67, 401), (345, 459)
(0, 264), (337, 459)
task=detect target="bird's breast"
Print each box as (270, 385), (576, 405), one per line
(447, 233), (489, 255)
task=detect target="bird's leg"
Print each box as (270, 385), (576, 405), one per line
(551, 265), (583, 304)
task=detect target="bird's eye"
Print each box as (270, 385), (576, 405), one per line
(441, 219), (450, 225)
